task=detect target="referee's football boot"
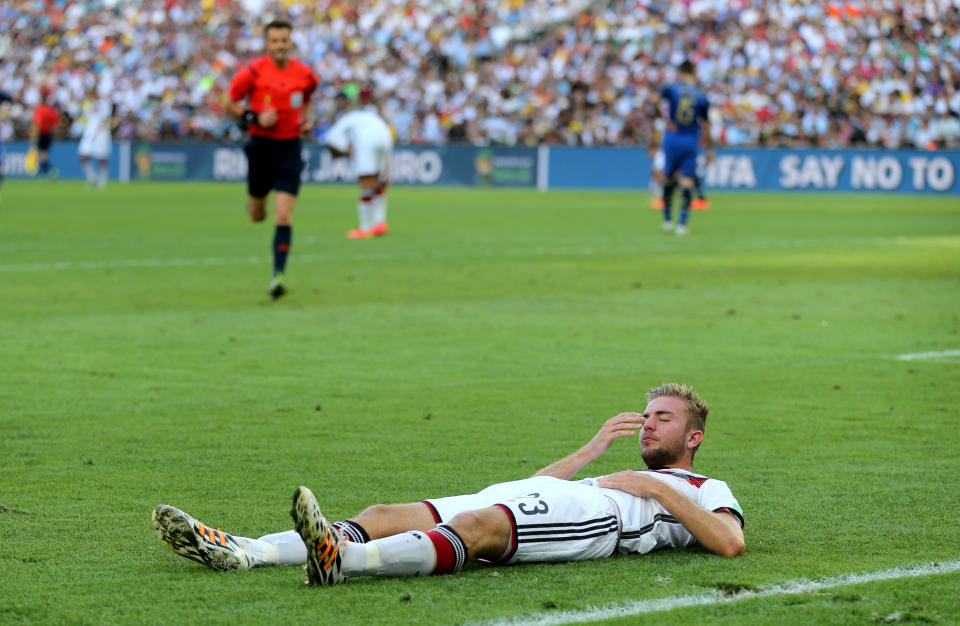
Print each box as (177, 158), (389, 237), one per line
(269, 273), (287, 300)
(291, 486), (346, 586)
(152, 505), (253, 571)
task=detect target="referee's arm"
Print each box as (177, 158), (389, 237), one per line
(226, 67), (251, 122)
(227, 99), (275, 129)
(225, 99), (246, 119)
(300, 99), (315, 136)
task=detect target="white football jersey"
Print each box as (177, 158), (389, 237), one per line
(323, 110), (392, 153)
(78, 99), (113, 159)
(80, 99), (112, 142)
(580, 468), (743, 555)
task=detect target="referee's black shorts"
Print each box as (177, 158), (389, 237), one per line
(243, 136), (304, 198)
(37, 133), (53, 151)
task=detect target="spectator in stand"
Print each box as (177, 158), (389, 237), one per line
(0, 0), (958, 150)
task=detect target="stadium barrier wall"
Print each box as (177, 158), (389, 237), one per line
(4, 141), (959, 194)
(547, 146), (960, 194)
(1, 141), (538, 189)
(2, 141), (125, 181)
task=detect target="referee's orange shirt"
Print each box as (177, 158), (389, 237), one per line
(229, 56), (318, 140)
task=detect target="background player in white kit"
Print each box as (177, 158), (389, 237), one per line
(323, 88), (394, 239)
(152, 383), (744, 583)
(78, 92), (114, 189)
(649, 141), (666, 211)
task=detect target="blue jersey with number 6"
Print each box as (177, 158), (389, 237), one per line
(660, 83), (709, 178)
(661, 83), (709, 137)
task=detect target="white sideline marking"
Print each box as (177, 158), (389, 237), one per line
(894, 350), (960, 362)
(0, 235), (948, 274)
(474, 560), (960, 626)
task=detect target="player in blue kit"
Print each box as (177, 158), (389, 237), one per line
(0, 91), (13, 203)
(654, 60), (714, 236)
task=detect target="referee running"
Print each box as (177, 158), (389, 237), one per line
(227, 19), (318, 299)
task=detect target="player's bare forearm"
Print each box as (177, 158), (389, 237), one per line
(653, 482), (743, 556)
(648, 94), (661, 120)
(533, 448), (599, 479)
(534, 413), (646, 479)
(701, 121), (714, 151)
(598, 472), (743, 557)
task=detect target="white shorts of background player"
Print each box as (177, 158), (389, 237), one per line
(78, 130), (111, 161)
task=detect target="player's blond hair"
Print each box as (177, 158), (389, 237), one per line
(647, 382), (709, 434)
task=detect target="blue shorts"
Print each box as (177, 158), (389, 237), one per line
(663, 134), (698, 179)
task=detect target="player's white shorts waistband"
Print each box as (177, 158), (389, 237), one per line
(423, 476), (621, 564)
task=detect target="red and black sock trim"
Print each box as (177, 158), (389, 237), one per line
(426, 524), (468, 575)
(333, 520), (371, 543)
(272, 225), (291, 275)
(420, 500), (442, 524)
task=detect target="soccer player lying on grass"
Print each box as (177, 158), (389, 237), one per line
(152, 383), (744, 584)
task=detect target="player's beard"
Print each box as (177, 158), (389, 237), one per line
(641, 435), (687, 469)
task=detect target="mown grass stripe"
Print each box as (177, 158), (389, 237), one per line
(0, 235), (949, 273)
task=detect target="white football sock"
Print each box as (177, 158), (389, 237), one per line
(341, 531), (435, 578)
(83, 162), (96, 185)
(239, 530), (307, 566)
(357, 199), (374, 230)
(372, 194), (387, 225)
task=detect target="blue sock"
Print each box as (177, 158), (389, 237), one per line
(679, 188), (692, 226)
(663, 180), (676, 222)
(273, 225), (291, 276)
(39, 160), (50, 176)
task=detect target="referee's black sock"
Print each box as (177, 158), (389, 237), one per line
(273, 225), (292, 276)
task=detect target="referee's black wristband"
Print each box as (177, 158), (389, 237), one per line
(242, 110), (258, 126)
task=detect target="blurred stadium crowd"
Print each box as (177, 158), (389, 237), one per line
(1, 0), (959, 149)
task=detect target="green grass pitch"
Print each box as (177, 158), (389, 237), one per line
(0, 180), (958, 624)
